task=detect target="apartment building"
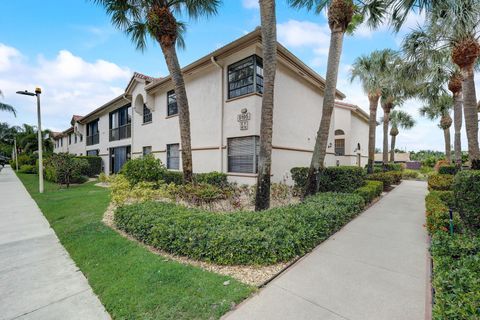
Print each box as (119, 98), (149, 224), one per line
(53, 29), (369, 185)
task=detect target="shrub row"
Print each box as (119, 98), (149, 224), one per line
(428, 173), (454, 191)
(45, 153), (89, 186)
(354, 180), (383, 204)
(366, 171), (402, 190)
(425, 191), (461, 234)
(76, 156), (102, 177)
(115, 192), (365, 265)
(19, 164), (37, 174)
(370, 163), (403, 173)
(290, 166), (365, 193)
(438, 165), (457, 175)
(453, 170), (480, 230)
(402, 169), (420, 180)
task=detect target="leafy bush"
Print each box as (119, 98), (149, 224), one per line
(19, 164), (37, 174)
(17, 153), (36, 167)
(354, 180), (383, 204)
(290, 167), (309, 190)
(428, 174), (454, 191)
(161, 170), (184, 185)
(453, 170), (480, 230)
(76, 156), (102, 177)
(194, 172), (228, 188)
(366, 172), (394, 190)
(121, 155), (166, 185)
(317, 166), (365, 193)
(387, 171), (402, 184)
(425, 191), (462, 234)
(438, 165), (457, 175)
(45, 153), (89, 187)
(115, 193), (365, 265)
(430, 232), (480, 319)
(99, 172), (108, 183)
(402, 169), (420, 179)
(371, 163), (403, 172)
(176, 183), (228, 205)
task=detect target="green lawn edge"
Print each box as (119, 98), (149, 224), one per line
(16, 173), (253, 320)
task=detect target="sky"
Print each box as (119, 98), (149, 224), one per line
(0, 0), (476, 152)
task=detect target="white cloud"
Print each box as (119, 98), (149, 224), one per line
(278, 20), (330, 52)
(242, 0), (258, 9)
(0, 43), (131, 132)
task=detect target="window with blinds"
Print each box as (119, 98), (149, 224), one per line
(335, 139), (345, 156)
(227, 136), (259, 173)
(167, 144), (180, 170)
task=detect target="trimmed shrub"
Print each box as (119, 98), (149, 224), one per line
(425, 191), (462, 234)
(121, 155), (166, 185)
(402, 169), (419, 180)
(194, 172), (228, 188)
(115, 193), (365, 265)
(290, 167), (309, 190)
(317, 166), (365, 193)
(17, 153), (36, 167)
(438, 165), (457, 175)
(161, 170), (184, 185)
(367, 172), (394, 190)
(76, 156), (102, 177)
(354, 180), (383, 204)
(428, 174), (454, 191)
(387, 171), (402, 184)
(177, 183), (228, 205)
(371, 163), (403, 172)
(45, 153), (89, 187)
(19, 164), (37, 174)
(453, 170), (480, 230)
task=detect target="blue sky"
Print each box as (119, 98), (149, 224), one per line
(0, 0), (472, 151)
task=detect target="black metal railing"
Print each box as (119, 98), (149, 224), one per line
(109, 124), (131, 141)
(86, 134), (99, 146)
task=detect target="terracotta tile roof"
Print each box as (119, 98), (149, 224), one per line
(132, 72), (157, 83)
(72, 115), (83, 122)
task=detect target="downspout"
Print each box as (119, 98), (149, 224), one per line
(211, 56), (225, 172)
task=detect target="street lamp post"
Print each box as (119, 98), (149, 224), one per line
(16, 88), (43, 193)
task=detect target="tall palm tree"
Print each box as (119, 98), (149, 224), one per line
(350, 49), (397, 173)
(16, 124), (53, 154)
(255, 0), (277, 211)
(420, 94), (453, 162)
(382, 110), (415, 162)
(288, 0), (387, 196)
(0, 90), (16, 117)
(93, 0), (221, 183)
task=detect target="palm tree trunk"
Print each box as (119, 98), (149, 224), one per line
(367, 95), (379, 174)
(453, 92), (463, 168)
(462, 68), (480, 169)
(255, 0), (277, 211)
(304, 26), (345, 196)
(160, 44), (193, 183)
(382, 106), (390, 167)
(390, 134), (396, 163)
(444, 127), (452, 163)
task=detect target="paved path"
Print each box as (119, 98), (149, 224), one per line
(224, 180), (429, 320)
(0, 166), (109, 320)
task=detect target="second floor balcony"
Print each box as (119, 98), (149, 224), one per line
(109, 124), (131, 142)
(86, 134), (99, 146)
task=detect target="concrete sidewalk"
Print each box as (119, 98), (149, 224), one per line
(224, 180), (429, 320)
(0, 166), (109, 320)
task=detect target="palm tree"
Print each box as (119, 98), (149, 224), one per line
(93, 0), (221, 183)
(392, 0), (480, 168)
(0, 90), (16, 117)
(16, 124), (53, 154)
(382, 110), (415, 162)
(255, 0), (277, 211)
(288, 0), (387, 196)
(420, 94), (453, 162)
(350, 49), (397, 173)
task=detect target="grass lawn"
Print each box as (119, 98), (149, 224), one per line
(17, 173), (253, 319)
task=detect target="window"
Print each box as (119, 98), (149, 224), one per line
(227, 136), (259, 173)
(80, 134), (83, 142)
(335, 139), (345, 156)
(143, 104), (152, 123)
(74, 134), (77, 144)
(143, 146), (152, 156)
(86, 149), (99, 156)
(228, 55), (263, 99)
(167, 144), (180, 170)
(69, 134), (72, 145)
(335, 129), (345, 136)
(167, 90), (178, 116)
(109, 104), (132, 141)
(60, 138), (63, 147)
(87, 119), (99, 146)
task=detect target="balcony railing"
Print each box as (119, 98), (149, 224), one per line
(86, 134), (99, 146)
(109, 124), (131, 142)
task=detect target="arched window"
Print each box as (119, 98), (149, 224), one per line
(335, 129), (345, 136)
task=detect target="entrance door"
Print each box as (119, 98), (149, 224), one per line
(110, 146), (131, 174)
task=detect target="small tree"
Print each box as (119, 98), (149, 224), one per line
(49, 153), (88, 188)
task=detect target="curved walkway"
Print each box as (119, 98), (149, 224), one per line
(0, 167), (109, 320)
(224, 180), (429, 320)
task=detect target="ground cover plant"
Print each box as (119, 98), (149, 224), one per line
(17, 173), (253, 319)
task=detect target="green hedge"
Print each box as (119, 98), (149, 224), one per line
(428, 174), (454, 191)
(430, 232), (480, 319)
(19, 164), (37, 174)
(354, 180), (383, 204)
(290, 166), (365, 193)
(194, 172), (228, 188)
(76, 156), (102, 177)
(115, 193), (365, 265)
(366, 171), (402, 190)
(425, 191), (461, 234)
(453, 170), (480, 230)
(370, 163), (403, 172)
(438, 165), (457, 175)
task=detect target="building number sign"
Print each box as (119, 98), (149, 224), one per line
(237, 108), (251, 130)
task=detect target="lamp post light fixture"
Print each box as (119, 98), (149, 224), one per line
(16, 87), (44, 193)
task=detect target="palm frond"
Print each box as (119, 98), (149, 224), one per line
(0, 102), (16, 117)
